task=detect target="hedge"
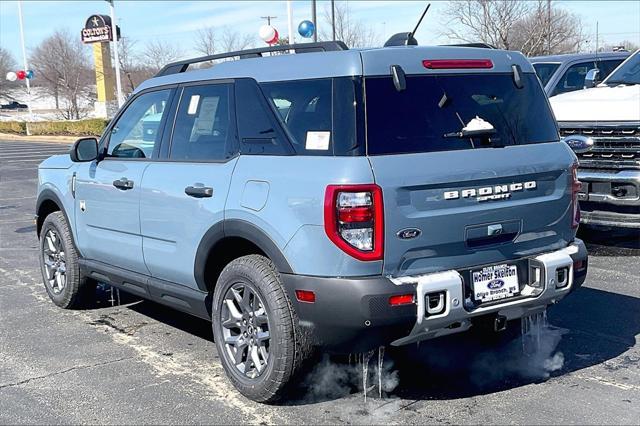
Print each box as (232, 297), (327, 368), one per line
(0, 119), (108, 136)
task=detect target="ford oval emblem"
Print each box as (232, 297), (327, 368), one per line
(397, 228), (422, 240)
(562, 135), (594, 154)
(487, 279), (505, 290)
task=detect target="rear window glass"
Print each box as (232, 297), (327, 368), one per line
(260, 78), (363, 156)
(533, 63), (560, 86)
(365, 73), (559, 156)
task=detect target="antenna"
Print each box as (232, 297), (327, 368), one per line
(383, 2), (431, 47)
(408, 3), (431, 42)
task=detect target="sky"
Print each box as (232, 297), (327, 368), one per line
(1, 0), (639, 66)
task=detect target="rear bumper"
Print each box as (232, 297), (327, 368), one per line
(281, 239), (587, 353)
(578, 169), (640, 228)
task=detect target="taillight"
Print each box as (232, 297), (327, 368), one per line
(324, 184), (384, 261)
(570, 162), (582, 229)
(422, 59), (493, 69)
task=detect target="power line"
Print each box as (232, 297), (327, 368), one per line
(260, 15), (277, 26)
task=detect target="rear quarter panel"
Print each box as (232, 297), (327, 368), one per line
(227, 155), (382, 277)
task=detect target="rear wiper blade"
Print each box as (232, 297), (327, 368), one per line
(443, 128), (496, 139)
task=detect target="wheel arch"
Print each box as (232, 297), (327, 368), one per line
(36, 189), (71, 238)
(194, 219), (293, 293)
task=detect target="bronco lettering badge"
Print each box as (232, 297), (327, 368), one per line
(444, 181), (537, 202)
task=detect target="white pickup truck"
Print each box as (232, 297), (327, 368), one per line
(550, 50), (640, 228)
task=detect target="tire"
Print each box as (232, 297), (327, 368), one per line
(211, 254), (307, 403)
(39, 211), (93, 308)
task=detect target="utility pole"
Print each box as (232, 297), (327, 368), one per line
(107, 0), (124, 108)
(311, 0), (318, 42)
(260, 15), (277, 26)
(547, 0), (551, 55)
(331, 0), (336, 41)
(16, 1), (33, 134)
(287, 1), (294, 45)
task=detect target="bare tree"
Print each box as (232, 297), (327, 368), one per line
(219, 27), (254, 53)
(141, 40), (182, 73)
(321, 1), (379, 48)
(195, 27), (217, 56)
(117, 37), (154, 92)
(511, 1), (587, 56)
(0, 47), (18, 94)
(442, 0), (531, 50)
(442, 0), (587, 55)
(30, 29), (92, 118)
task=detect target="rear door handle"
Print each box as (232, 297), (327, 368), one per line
(113, 177), (134, 190)
(185, 185), (213, 198)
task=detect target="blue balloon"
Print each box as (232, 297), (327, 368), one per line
(25, 69), (34, 79)
(298, 20), (315, 38)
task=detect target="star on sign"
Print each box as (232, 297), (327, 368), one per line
(92, 16), (99, 27)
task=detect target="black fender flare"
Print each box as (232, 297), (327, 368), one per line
(36, 189), (72, 237)
(194, 219), (294, 292)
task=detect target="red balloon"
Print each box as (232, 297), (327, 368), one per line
(269, 29), (279, 45)
(16, 70), (26, 80)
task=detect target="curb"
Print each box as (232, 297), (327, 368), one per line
(0, 133), (77, 144)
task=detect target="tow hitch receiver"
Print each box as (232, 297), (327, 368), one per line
(474, 313), (508, 333)
(494, 314), (507, 332)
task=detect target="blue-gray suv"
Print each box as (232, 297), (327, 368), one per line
(36, 40), (588, 402)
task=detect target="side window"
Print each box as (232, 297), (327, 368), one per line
(598, 59), (625, 80)
(552, 61), (594, 96)
(235, 79), (291, 155)
(170, 84), (235, 161)
(260, 79), (333, 156)
(106, 89), (171, 159)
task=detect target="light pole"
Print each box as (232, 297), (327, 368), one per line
(331, 0), (336, 41)
(16, 0), (33, 134)
(311, 0), (317, 42)
(107, 0), (124, 107)
(287, 1), (294, 45)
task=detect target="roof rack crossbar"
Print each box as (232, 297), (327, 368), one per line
(155, 41), (349, 77)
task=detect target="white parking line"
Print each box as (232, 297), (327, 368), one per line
(0, 149), (68, 155)
(0, 196), (36, 201)
(0, 155), (61, 161)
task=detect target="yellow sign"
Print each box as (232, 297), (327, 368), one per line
(92, 42), (115, 103)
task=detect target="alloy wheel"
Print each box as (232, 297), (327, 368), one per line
(43, 229), (66, 294)
(220, 282), (271, 379)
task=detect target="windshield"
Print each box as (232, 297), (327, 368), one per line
(533, 63), (561, 86)
(604, 51), (640, 85)
(365, 73), (559, 155)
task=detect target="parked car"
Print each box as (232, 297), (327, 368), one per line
(530, 52), (629, 97)
(550, 50), (640, 228)
(0, 101), (28, 110)
(36, 40), (588, 402)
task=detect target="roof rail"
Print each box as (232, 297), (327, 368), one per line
(155, 41), (349, 77)
(444, 43), (497, 49)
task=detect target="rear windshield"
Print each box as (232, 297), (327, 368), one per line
(533, 63), (560, 86)
(365, 73), (559, 156)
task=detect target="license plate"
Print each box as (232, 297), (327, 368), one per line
(472, 264), (519, 303)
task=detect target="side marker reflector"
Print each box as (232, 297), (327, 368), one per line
(389, 294), (415, 306)
(295, 290), (316, 303)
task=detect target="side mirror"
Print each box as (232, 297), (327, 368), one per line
(70, 137), (98, 162)
(584, 68), (600, 88)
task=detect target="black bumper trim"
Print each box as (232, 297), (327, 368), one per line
(280, 274), (416, 353)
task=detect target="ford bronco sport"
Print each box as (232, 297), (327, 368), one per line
(36, 40), (588, 402)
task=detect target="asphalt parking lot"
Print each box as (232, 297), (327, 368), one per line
(1, 139), (639, 425)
